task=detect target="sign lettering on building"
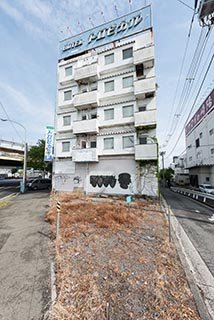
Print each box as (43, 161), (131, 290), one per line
(59, 6), (152, 59)
(44, 126), (54, 161)
(185, 88), (214, 136)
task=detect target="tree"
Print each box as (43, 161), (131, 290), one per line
(26, 139), (52, 173)
(159, 167), (174, 181)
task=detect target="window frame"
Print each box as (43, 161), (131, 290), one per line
(122, 47), (133, 60)
(64, 90), (72, 101)
(104, 137), (114, 150)
(65, 66), (73, 77)
(62, 141), (70, 152)
(63, 115), (71, 126)
(123, 135), (134, 148)
(123, 105), (134, 118)
(104, 80), (115, 92)
(104, 53), (114, 65)
(122, 75), (134, 88)
(104, 108), (114, 120)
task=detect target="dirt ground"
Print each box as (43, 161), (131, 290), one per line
(44, 192), (200, 320)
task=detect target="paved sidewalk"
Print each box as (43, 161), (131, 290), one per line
(0, 191), (51, 320)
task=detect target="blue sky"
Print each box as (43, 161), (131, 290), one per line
(0, 0), (213, 166)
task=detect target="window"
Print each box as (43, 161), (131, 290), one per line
(104, 137), (114, 149)
(90, 141), (96, 148)
(136, 64), (144, 77)
(199, 132), (203, 139)
(90, 82), (97, 91)
(123, 136), (134, 148)
(62, 141), (70, 152)
(211, 148), (214, 155)
(123, 105), (134, 117)
(64, 90), (72, 101)
(104, 80), (114, 92)
(139, 136), (147, 145)
(105, 53), (114, 65)
(139, 105), (147, 112)
(104, 108), (114, 120)
(81, 141), (86, 149)
(122, 76), (133, 88)
(196, 138), (200, 148)
(63, 115), (71, 126)
(82, 115), (87, 120)
(206, 177), (210, 182)
(209, 128), (214, 136)
(122, 47), (133, 59)
(90, 114), (97, 119)
(189, 156), (192, 161)
(65, 66), (72, 77)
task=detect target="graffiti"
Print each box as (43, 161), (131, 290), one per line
(90, 173), (131, 189)
(55, 174), (71, 185)
(73, 176), (81, 184)
(118, 173), (131, 189)
(90, 175), (117, 188)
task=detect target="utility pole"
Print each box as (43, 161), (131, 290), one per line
(160, 151), (166, 187)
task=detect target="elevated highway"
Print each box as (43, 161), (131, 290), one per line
(0, 139), (24, 167)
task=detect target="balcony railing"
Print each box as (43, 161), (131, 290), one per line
(73, 118), (99, 134)
(135, 143), (157, 160)
(134, 109), (156, 128)
(72, 148), (98, 162)
(133, 46), (154, 68)
(73, 90), (98, 109)
(134, 77), (156, 98)
(74, 64), (98, 82)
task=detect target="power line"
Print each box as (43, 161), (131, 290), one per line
(175, 0), (195, 11)
(165, 52), (214, 159)
(0, 99), (23, 142)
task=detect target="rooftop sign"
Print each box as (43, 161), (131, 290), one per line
(185, 88), (214, 136)
(59, 5), (152, 59)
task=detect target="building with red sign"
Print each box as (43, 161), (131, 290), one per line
(185, 88), (214, 186)
(52, 5), (158, 196)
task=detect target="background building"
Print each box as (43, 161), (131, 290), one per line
(53, 6), (158, 196)
(185, 88), (214, 187)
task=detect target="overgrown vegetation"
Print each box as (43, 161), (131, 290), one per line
(44, 192), (200, 320)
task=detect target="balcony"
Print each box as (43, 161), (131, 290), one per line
(133, 46), (154, 69)
(73, 90), (98, 109)
(134, 109), (156, 128)
(134, 77), (156, 99)
(73, 118), (99, 134)
(74, 64), (98, 82)
(135, 143), (157, 160)
(72, 148), (98, 162)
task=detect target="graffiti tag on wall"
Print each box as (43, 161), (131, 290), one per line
(90, 173), (131, 189)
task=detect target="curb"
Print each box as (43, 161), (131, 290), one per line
(161, 196), (214, 320)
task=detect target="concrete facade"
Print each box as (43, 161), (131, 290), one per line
(53, 9), (158, 196)
(185, 89), (214, 186)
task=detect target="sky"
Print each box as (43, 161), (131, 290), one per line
(0, 0), (213, 166)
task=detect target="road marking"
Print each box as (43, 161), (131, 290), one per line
(0, 193), (18, 201)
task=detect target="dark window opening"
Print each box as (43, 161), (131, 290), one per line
(139, 105), (147, 112)
(90, 141), (96, 148)
(136, 64), (144, 78)
(196, 138), (200, 148)
(139, 137), (147, 145)
(81, 141), (86, 149)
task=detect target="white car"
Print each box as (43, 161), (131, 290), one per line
(199, 184), (214, 194)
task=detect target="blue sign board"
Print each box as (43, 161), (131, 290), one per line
(126, 196), (132, 204)
(59, 5), (152, 59)
(44, 126), (54, 161)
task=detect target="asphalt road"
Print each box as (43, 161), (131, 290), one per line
(161, 187), (214, 277)
(0, 191), (51, 320)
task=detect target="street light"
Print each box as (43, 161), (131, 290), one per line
(0, 118), (27, 193)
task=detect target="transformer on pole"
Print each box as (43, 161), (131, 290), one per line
(196, 0), (214, 26)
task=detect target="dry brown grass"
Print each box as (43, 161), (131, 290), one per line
(45, 192), (200, 320)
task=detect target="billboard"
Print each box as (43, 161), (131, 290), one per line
(59, 5), (152, 59)
(185, 88), (214, 136)
(44, 126), (54, 161)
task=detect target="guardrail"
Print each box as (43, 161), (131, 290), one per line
(171, 187), (214, 208)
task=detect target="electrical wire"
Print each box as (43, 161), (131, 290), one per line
(165, 52), (214, 159)
(0, 99), (23, 142)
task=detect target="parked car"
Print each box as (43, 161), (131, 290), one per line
(27, 178), (52, 190)
(198, 184), (214, 194)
